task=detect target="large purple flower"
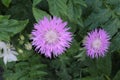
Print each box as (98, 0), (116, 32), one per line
(31, 16), (72, 58)
(83, 29), (110, 58)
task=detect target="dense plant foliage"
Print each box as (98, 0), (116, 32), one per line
(0, 0), (120, 80)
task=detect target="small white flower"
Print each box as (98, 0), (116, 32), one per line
(0, 41), (18, 65)
(0, 41), (7, 57)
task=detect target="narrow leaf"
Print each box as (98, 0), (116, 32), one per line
(33, 0), (42, 6)
(32, 7), (50, 22)
(2, 0), (12, 7)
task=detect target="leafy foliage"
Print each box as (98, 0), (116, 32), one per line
(0, 0), (120, 80)
(3, 55), (47, 80)
(32, 0), (50, 22)
(1, 0), (11, 7)
(47, 0), (67, 16)
(0, 15), (28, 41)
(113, 70), (120, 80)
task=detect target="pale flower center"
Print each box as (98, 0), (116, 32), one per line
(92, 39), (101, 49)
(45, 30), (58, 43)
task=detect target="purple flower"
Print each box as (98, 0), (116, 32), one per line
(83, 29), (110, 58)
(31, 16), (72, 58)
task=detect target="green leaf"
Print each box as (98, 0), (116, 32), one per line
(84, 9), (112, 30)
(33, 0), (42, 6)
(96, 54), (111, 76)
(75, 48), (86, 61)
(110, 33), (120, 52)
(102, 18), (120, 37)
(81, 77), (96, 80)
(30, 64), (46, 70)
(113, 70), (120, 80)
(106, 0), (120, 5)
(2, 0), (12, 7)
(85, 54), (111, 76)
(114, 6), (120, 16)
(0, 32), (10, 41)
(15, 62), (29, 69)
(4, 70), (27, 80)
(4, 55), (47, 80)
(0, 17), (29, 41)
(19, 77), (30, 80)
(67, 0), (83, 26)
(29, 71), (47, 77)
(47, 0), (67, 16)
(32, 7), (50, 22)
(73, 0), (87, 7)
(81, 76), (106, 80)
(6, 20), (29, 35)
(0, 15), (10, 20)
(67, 40), (80, 55)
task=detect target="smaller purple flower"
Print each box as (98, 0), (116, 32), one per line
(31, 16), (72, 58)
(83, 29), (110, 58)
